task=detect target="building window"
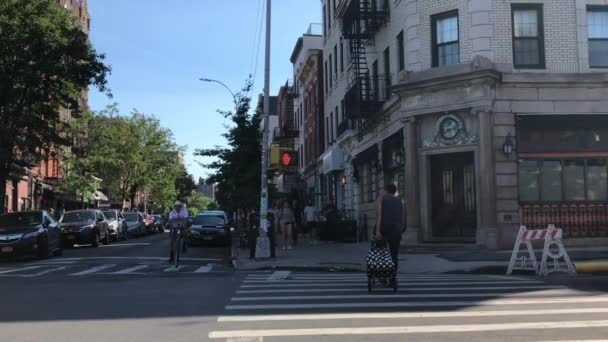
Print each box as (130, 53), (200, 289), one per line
(330, 112), (334, 142)
(519, 158), (608, 202)
(383, 47), (391, 97)
(340, 99), (345, 122)
(369, 162), (378, 202)
(335, 105), (339, 134)
(588, 6), (608, 68)
(397, 30), (405, 71)
(324, 60), (328, 94)
(432, 11), (460, 67)
(328, 1), (331, 28)
(325, 117), (329, 146)
(512, 4), (545, 69)
(323, 5), (327, 36)
(371, 60), (379, 100)
(340, 38), (344, 72)
(334, 44), (338, 79)
(329, 53), (333, 88)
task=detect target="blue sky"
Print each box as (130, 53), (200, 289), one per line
(88, 0), (320, 180)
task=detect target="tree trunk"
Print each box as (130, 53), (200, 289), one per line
(0, 171), (7, 213)
(0, 151), (13, 213)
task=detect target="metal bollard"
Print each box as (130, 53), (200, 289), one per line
(249, 224), (256, 259)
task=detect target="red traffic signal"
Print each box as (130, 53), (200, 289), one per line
(281, 152), (292, 166)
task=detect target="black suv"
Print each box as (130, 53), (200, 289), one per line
(61, 209), (111, 247)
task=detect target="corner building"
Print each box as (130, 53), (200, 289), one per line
(321, 0), (608, 248)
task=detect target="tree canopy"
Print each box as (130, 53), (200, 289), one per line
(62, 105), (190, 214)
(0, 0), (110, 210)
(195, 81), (264, 214)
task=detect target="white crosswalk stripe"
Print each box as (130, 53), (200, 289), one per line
(0, 263), (229, 277)
(210, 272), (608, 340)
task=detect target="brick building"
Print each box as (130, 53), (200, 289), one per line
(4, 0), (91, 213)
(317, 0), (608, 248)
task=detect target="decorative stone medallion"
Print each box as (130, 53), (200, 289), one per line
(423, 114), (478, 148)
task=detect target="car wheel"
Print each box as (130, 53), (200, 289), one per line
(102, 231), (110, 245)
(91, 232), (100, 247)
(37, 236), (49, 259)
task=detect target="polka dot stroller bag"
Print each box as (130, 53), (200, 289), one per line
(366, 238), (397, 292)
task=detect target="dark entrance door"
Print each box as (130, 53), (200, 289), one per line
(430, 152), (477, 241)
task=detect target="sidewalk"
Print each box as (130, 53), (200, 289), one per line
(235, 240), (608, 274)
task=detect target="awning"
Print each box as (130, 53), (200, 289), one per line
(323, 146), (344, 174)
(352, 144), (378, 165)
(94, 190), (109, 202)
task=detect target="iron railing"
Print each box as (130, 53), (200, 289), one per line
(519, 203), (608, 238)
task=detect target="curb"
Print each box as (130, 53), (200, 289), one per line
(575, 260), (608, 274)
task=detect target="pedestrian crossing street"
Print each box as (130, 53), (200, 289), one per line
(209, 272), (608, 341)
(0, 260), (229, 277)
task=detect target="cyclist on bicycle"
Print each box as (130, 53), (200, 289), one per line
(168, 200), (189, 262)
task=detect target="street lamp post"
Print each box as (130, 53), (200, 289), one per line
(255, 0), (271, 259)
(199, 78), (239, 113)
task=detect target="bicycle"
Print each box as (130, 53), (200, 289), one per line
(169, 218), (188, 268)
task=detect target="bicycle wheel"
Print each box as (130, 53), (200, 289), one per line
(174, 235), (181, 268)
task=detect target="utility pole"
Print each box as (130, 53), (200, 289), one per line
(255, 0), (271, 259)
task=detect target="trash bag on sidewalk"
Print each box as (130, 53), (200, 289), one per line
(366, 239), (397, 292)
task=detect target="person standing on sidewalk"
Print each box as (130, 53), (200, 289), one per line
(303, 201), (319, 244)
(374, 184), (405, 270)
(280, 200), (295, 250)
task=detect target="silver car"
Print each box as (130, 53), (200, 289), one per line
(103, 210), (128, 241)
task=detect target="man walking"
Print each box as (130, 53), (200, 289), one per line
(303, 201), (318, 244)
(374, 184), (405, 272)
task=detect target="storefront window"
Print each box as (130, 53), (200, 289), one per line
(564, 159), (586, 201)
(519, 158), (608, 202)
(519, 160), (540, 201)
(587, 159), (608, 201)
(540, 160), (562, 201)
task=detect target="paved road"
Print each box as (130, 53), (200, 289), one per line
(1, 236), (608, 341)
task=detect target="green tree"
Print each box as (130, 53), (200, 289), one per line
(0, 0), (110, 210)
(61, 106), (187, 211)
(186, 192), (212, 216)
(195, 81), (263, 214)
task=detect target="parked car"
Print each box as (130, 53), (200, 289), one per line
(143, 214), (156, 234)
(0, 211), (63, 259)
(103, 210), (128, 241)
(152, 214), (164, 232)
(61, 209), (111, 247)
(123, 212), (145, 236)
(190, 211), (231, 246)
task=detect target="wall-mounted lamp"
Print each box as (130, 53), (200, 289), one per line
(502, 133), (514, 159)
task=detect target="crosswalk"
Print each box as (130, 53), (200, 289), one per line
(209, 272), (608, 341)
(0, 261), (230, 277)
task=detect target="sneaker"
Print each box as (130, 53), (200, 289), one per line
(282, 246), (287, 251)
(287, 245), (293, 250)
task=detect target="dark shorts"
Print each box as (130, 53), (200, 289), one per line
(303, 221), (316, 233)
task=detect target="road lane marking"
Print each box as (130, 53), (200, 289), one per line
(100, 243), (151, 247)
(164, 266), (185, 272)
(267, 271), (290, 281)
(70, 264), (116, 276)
(110, 265), (149, 274)
(194, 265), (213, 273)
(218, 307), (608, 322)
(55, 257), (222, 261)
(209, 320), (608, 339)
(240, 280), (544, 288)
(242, 278), (520, 283)
(0, 266), (43, 275)
(236, 285), (565, 294)
(226, 295), (608, 310)
(22, 266), (67, 277)
(231, 289), (584, 301)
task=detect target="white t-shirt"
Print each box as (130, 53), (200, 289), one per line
(303, 206), (317, 222)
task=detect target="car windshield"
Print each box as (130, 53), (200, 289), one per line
(123, 213), (139, 221)
(0, 212), (42, 228)
(193, 215), (225, 226)
(62, 211), (95, 223)
(103, 211), (116, 220)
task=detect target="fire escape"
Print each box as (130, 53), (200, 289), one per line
(339, 0), (390, 138)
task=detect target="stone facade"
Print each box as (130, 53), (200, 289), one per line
(316, 0), (608, 249)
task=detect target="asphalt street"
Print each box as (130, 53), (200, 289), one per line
(1, 234), (608, 342)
